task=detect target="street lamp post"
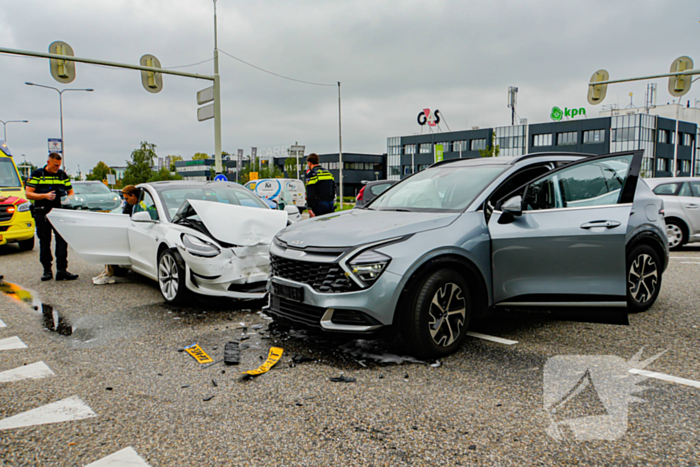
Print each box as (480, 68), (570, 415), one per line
(0, 120), (28, 142)
(25, 82), (93, 170)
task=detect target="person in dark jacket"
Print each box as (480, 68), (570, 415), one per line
(305, 153), (336, 217)
(25, 153), (78, 281)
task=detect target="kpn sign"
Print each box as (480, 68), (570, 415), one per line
(551, 106), (586, 121)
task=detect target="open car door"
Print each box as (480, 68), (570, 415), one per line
(488, 150), (642, 307)
(47, 209), (132, 265)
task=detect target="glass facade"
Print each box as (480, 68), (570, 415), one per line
(583, 129), (605, 144)
(610, 114), (656, 178)
(387, 136), (401, 180)
(532, 134), (552, 147)
(494, 125), (526, 156)
(557, 131), (577, 146)
(470, 139), (486, 150)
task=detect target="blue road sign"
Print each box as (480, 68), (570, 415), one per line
(214, 174), (228, 182)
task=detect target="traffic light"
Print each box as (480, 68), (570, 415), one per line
(140, 54), (163, 93)
(668, 56), (693, 97)
(587, 69), (609, 105)
(49, 41), (76, 84)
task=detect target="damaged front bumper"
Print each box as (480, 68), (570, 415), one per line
(178, 244), (270, 299)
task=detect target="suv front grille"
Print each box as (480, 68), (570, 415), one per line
(269, 296), (326, 328)
(270, 254), (359, 293)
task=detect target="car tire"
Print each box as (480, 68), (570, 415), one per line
(17, 237), (35, 251)
(158, 249), (190, 305)
(666, 220), (686, 250)
(627, 244), (662, 313)
(401, 268), (471, 359)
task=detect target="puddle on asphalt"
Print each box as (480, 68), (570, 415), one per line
(0, 279), (73, 336)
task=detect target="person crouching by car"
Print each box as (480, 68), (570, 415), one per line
(92, 185), (141, 285)
(25, 152), (79, 282)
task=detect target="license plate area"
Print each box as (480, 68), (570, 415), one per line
(272, 282), (304, 302)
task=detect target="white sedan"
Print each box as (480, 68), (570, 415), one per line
(48, 181), (291, 304)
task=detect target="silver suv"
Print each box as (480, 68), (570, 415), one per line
(645, 177), (700, 250)
(265, 151), (668, 358)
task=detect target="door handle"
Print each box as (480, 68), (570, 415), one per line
(685, 204), (698, 209)
(580, 220), (621, 229)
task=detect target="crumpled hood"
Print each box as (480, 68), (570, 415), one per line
(188, 199), (287, 247)
(278, 209), (460, 247)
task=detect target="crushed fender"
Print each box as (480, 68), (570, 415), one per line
(242, 347), (283, 378)
(184, 343), (213, 364)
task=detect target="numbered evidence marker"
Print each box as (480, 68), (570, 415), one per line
(242, 347), (284, 377)
(184, 343), (213, 364)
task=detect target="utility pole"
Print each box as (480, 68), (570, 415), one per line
(212, 0), (223, 174)
(0, 120), (28, 142)
(338, 82), (344, 209)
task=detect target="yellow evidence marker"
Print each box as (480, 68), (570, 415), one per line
(243, 347), (284, 377)
(184, 343), (214, 364)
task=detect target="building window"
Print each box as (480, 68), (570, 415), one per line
(682, 160), (691, 173)
(390, 166), (401, 176)
(403, 166), (412, 175)
(436, 142), (451, 152)
(453, 141), (467, 152)
(404, 144), (415, 154)
(658, 130), (667, 144)
(557, 132), (577, 146)
(683, 133), (693, 146)
(583, 130), (605, 144)
(656, 158), (668, 172)
(611, 127), (635, 142)
(391, 146), (401, 155)
(470, 139), (486, 150)
(418, 164), (430, 171)
(532, 134), (552, 147)
(419, 143), (432, 154)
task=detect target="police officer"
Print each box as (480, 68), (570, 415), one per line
(305, 153), (336, 217)
(25, 153), (79, 282)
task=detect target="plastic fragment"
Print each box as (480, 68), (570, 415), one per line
(292, 355), (315, 364)
(224, 341), (241, 365)
(212, 379), (218, 387)
(241, 347), (284, 378)
(330, 375), (357, 383)
(430, 361), (442, 368)
(203, 395), (215, 402)
(181, 384), (190, 389)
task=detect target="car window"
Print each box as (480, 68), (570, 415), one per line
(158, 184), (269, 220)
(370, 183), (393, 196)
(0, 158), (21, 187)
(133, 191), (159, 220)
(652, 183), (680, 196)
(524, 155), (633, 211)
(490, 163), (555, 208)
(689, 182), (700, 197)
(678, 182), (692, 197)
(73, 183), (111, 195)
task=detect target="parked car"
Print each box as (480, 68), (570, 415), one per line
(48, 181), (288, 304)
(354, 180), (399, 209)
(645, 177), (700, 250)
(266, 151), (668, 358)
(245, 178), (306, 211)
(62, 181), (121, 212)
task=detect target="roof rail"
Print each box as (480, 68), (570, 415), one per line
(512, 152), (596, 163)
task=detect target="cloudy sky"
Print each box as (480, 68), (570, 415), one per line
(1, 0), (698, 174)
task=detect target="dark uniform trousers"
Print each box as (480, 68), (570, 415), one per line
(35, 214), (68, 272)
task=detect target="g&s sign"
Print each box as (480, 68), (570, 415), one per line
(417, 108), (441, 127)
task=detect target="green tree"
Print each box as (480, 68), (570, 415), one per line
(284, 157), (299, 177)
(122, 141), (157, 186)
(479, 132), (500, 158)
(148, 167), (183, 183)
(86, 161), (115, 182)
(168, 155), (183, 171)
(192, 152), (209, 160)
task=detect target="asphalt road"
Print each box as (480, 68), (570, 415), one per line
(0, 242), (699, 466)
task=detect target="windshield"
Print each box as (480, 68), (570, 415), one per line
(73, 183), (111, 195)
(370, 165), (507, 211)
(158, 184), (269, 220)
(0, 158), (21, 188)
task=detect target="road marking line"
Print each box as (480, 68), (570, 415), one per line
(85, 447), (151, 466)
(0, 396), (96, 430)
(0, 361), (55, 383)
(679, 261), (700, 264)
(0, 319), (5, 328)
(669, 257), (700, 259)
(0, 336), (27, 350)
(466, 332), (518, 345)
(629, 369), (700, 389)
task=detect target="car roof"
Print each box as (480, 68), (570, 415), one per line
(429, 152), (592, 169)
(144, 180), (249, 192)
(645, 177), (700, 187)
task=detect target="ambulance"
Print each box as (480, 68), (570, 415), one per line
(0, 140), (35, 250)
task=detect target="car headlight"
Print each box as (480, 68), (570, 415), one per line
(181, 234), (221, 258)
(348, 250), (391, 286)
(17, 202), (31, 212)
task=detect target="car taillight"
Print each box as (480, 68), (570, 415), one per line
(356, 186), (365, 201)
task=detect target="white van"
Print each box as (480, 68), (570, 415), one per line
(244, 178), (306, 211)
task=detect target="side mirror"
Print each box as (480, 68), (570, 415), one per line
(284, 205), (299, 215)
(132, 211), (156, 223)
(501, 195), (523, 217)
